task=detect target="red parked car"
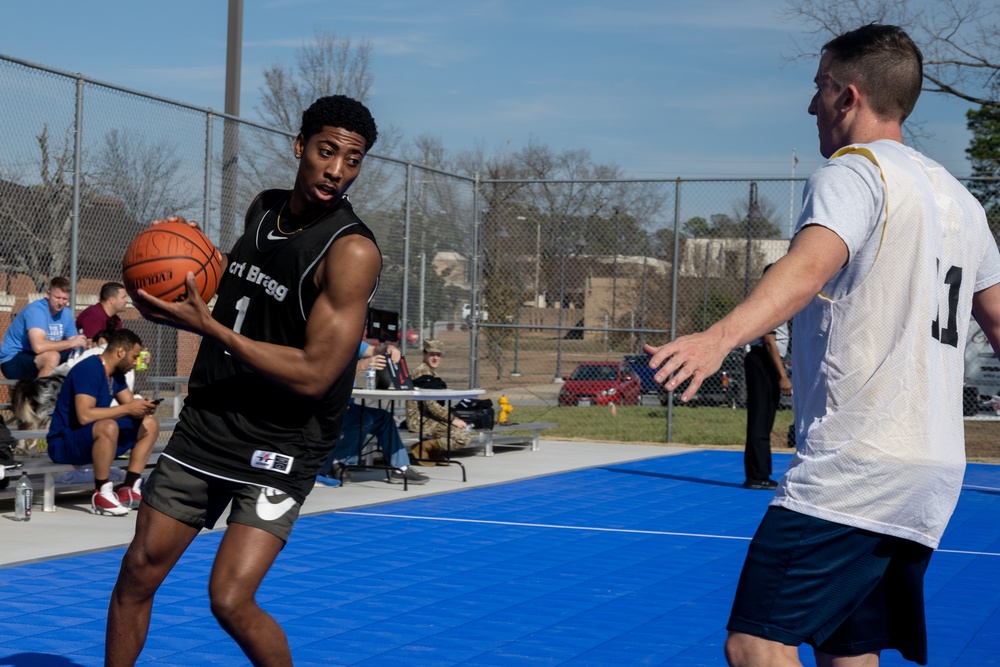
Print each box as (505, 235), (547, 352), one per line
(558, 361), (642, 406)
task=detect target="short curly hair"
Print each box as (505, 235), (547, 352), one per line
(300, 95), (378, 152)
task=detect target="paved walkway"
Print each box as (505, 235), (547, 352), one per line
(1, 439), (678, 567)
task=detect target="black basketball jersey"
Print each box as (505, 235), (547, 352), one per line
(163, 189), (380, 503)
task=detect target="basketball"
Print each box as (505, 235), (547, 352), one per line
(122, 222), (222, 304)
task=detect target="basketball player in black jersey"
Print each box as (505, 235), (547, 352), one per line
(105, 96), (382, 667)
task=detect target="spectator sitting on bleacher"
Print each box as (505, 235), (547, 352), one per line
(10, 329), (139, 434)
(76, 281), (128, 339)
(58, 329), (139, 397)
(46, 328), (159, 516)
(405, 339), (473, 464)
(318, 340), (429, 486)
(0, 276), (89, 380)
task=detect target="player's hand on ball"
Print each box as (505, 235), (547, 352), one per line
(132, 272), (213, 334)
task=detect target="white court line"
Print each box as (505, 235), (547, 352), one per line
(336, 511), (751, 541)
(335, 511), (1000, 557)
(962, 484), (1000, 492)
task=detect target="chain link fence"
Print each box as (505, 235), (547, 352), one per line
(2, 53), (998, 443)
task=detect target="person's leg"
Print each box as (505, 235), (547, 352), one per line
(743, 349), (772, 482)
(761, 363), (781, 478)
(209, 523), (290, 666)
(105, 504), (200, 666)
(3, 352), (35, 380)
(814, 650), (880, 666)
(320, 405), (363, 472)
(34, 349), (62, 377)
(369, 407), (410, 468)
(121, 416), (159, 473)
(725, 632), (802, 666)
(114, 416), (159, 508)
(90, 418), (123, 482)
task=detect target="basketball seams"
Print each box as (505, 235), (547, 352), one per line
(123, 228), (213, 264)
(123, 222), (221, 303)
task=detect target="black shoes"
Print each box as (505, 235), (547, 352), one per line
(743, 478), (778, 490)
(329, 461), (353, 483)
(389, 468), (429, 485)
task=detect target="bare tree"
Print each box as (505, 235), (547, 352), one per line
(91, 129), (198, 224)
(0, 125), (77, 291)
(780, 0), (999, 108)
(257, 30), (374, 132)
(249, 30), (400, 219)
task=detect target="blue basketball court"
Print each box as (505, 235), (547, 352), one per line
(1, 450), (998, 666)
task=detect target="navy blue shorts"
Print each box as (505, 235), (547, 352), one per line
(0, 350), (70, 380)
(728, 506), (932, 664)
(47, 417), (140, 465)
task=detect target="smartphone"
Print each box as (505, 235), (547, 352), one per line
(152, 398), (164, 405)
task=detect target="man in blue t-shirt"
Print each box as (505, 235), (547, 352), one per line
(47, 329), (159, 516)
(0, 276), (88, 380)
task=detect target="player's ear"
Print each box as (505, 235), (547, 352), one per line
(293, 134), (305, 159)
(840, 84), (861, 111)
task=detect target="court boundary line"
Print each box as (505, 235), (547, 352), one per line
(336, 511), (1000, 557)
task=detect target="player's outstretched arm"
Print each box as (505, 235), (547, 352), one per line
(644, 224), (846, 402)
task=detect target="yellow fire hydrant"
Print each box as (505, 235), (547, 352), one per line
(498, 395), (513, 424)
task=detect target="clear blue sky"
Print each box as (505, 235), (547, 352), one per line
(0, 0), (977, 179)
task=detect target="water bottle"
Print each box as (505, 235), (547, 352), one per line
(70, 327), (85, 361)
(14, 472), (33, 521)
(365, 363), (377, 390)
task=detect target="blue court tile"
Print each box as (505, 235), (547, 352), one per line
(0, 451), (998, 666)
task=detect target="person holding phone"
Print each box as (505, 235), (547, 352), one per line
(46, 328), (159, 515)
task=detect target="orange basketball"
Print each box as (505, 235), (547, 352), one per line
(122, 222), (222, 304)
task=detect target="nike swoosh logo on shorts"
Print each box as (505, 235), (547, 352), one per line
(255, 487), (297, 521)
(266, 230), (287, 241)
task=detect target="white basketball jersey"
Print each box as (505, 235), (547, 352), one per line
(775, 141), (999, 549)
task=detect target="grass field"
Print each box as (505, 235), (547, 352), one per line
(503, 404), (1000, 462)
(505, 404), (795, 448)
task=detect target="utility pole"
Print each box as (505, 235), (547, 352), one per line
(220, 0), (243, 251)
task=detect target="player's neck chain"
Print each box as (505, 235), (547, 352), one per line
(274, 198), (325, 236)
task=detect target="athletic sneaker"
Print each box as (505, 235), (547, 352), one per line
(388, 468), (429, 485)
(117, 479), (143, 510)
(92, 481), (130, 516)
(743, 478), (778, 490)
(330, 461), (353, 482)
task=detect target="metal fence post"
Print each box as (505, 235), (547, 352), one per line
(69, 76), (84, 311)
(666, 177), (682, 443)
(469, 173), (481, 388)
(204, 113), (213, 236)
(401, 163), (413, 356)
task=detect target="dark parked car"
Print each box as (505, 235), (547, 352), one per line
(644, 349), (747, 408)
(624, 354), (665, 395)
(558, 362), (642, 407)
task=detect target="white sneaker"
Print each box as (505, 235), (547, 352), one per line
(92, 481), (129, 516)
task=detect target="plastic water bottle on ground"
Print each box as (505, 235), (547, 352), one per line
(365, 364), (377, 390)
(14, 472), (34, 521)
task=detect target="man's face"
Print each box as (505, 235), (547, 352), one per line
(46, 287), (70, 314)
(116, 343), (143, 374)
(808, 53), (849, 159)
(292, 127), (367, 209)
(424, 351), (442, 370)
(108, 288), (129, 315)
